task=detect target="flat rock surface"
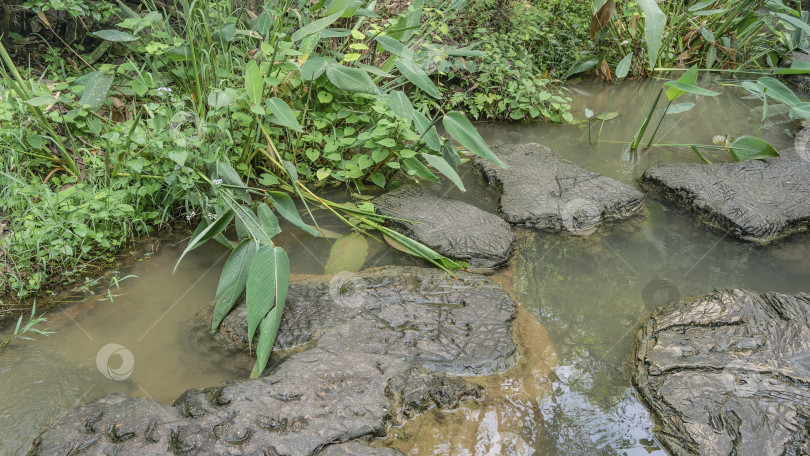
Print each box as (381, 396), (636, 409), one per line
(472, 143), (644, 234)
(633, 289), (810, 456)
(639, 158), (810, 243)
(373, 186), (514, 270)
(30, 266), (517, 455)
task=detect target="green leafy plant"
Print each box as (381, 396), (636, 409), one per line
(0, 302), (52, 355)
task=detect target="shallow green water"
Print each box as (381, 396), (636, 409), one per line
(1, 77), (809, 455)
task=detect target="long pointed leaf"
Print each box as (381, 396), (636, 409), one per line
(291, 8), (344, 42)
(246, 245), (290, 348)
(728, 136), (780, 161)
(395, 57), (440, 98)
(413, 110), (441, 151)
(269, 193), (320, 236)
(267, 97), (303, 132)
(442, 111), (506, 167)
(637, 0), (666, 70)
(212, 239), (258, 333)
(421, 153), (465, 190)
(173, 210), (234, 272)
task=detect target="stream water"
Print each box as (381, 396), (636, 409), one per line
(2, 78), (809, 455)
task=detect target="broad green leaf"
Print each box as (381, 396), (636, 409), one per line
(413, 110), (442, 151)
(757, 77), (800, 106)
(269, 192), (320, 237)
(616, 52), (633, 79)
(728, 135), (780, 162)
(357, 63), (394, 78)
(375, 35), (414, 59)
(388, 90), (414, 121)
(291, 8), (344, 42)
(223, 197), (273, 245)
(665, 65), (698, 101)
(563, 57), (599, 79)
(93, 29), (138, 42)
(173, 210), (234, 272)
(325, 0), (362, 17)
(442, 140), (461, 173)
(444, 45), (485, 57)
(250, 288), (286, 378)
(402, 157), (439, 182)
(282, 160), (299, 183)
(300, 55), (329, 80)
(257, 203), (282, 238)
(25, 95), (57, 106)
(422, 153), (465, 191)
(637, 0), (666, 70)
(208, 90), (233, 109)
(246, 245), (290, 348)
(324, 233), (369, 275)
(774, 60), (810, 75)
(325, 64), (380, 94)
(395, 57), (441, 98)
(442, 111), (506, 168)
(596, 112), (618, 120)
(211, 239), (258, 333)
(790, 102), (810, 119)
(665, 102), (695, 115)
(776, 12), (810, 35)
(245, 59), (263, 105)
(663, 81), (720, 98)
(266, 97), (303, 132)
(79, 71), (114, 112)
(699, 27), (716, 43)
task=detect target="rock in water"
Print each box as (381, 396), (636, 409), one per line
(472, 143), (644, 234)
(639, 158), (810, 243)
(373, 187), (514, 270)
(633, 289), (810, 456)
(30, 267), (517, 455)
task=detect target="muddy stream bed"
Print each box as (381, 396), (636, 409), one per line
(2, 78), (809, 455)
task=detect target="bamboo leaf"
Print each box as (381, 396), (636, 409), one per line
(442, 111), (506, 168)
(212, 239), (258, 333)
(663, 81), (720, 98)
(374, 35), (414, 59)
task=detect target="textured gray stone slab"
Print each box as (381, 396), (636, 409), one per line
(639, 158), (810, 243)
(30, 267), (517, 455)
(634, 289), (810, 456)
(472, 143), (644, 234)
(373, 186), (514, 270)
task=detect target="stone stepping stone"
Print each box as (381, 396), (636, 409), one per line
(373, 186), (514, 270)
(31, 267), (517, 455)
(472, 143), (644, 234)
(639, 157), (810, 243)
(634, 289), (810, 456)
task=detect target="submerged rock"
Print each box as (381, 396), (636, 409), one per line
(472, 143), (644, 234)
(639, 158), (810, 243)
(373, 186), (514, 270)
(633, 289), (810, 456)
(30, 267), (517, 455)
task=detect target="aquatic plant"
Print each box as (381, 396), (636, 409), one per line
(0, 302), (52, 355)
